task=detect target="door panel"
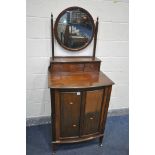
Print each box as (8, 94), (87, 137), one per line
(83, 89), (103, 135)
(60, 92), (81, 138)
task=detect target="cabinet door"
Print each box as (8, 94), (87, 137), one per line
(82, 89), (104, 135)
(60, 92), (81, 138)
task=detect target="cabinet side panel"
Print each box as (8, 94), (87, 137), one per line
(99, 86), (112, 133)
(50, 89), (56, 141)
(55, 91), (61, 141)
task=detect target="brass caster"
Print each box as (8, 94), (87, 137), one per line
(99, 143), (103, 147)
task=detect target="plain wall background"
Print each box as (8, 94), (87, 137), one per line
(26, 0), (129, 118)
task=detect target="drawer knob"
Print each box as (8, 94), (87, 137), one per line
(73, 124), (77, 127)
(69, 102), (74, 105)
(90, 117), (94, 120)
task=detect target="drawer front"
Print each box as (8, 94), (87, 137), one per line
(51, 64), (84, 73)
(84, 62), (100, 72)
(60, 92), (81, 138)
(82, 89), (104, 135)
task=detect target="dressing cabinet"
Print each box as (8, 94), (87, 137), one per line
(48, 6), (114, 154)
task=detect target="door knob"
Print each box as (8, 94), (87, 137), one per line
(90, 117), (94, 120)
(69, 102), (74, 105)
(73, 124), (77, 127)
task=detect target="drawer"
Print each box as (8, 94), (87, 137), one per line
(51, 63), (84, 72)
(84, 62), (100, 72)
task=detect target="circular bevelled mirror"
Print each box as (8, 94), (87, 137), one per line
(54, 7), (95, 51)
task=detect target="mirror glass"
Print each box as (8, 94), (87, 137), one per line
(55, 7), (94, 51)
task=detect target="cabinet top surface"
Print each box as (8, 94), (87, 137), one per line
(50, 57), (101, 63)
(48, 71), (114, 89)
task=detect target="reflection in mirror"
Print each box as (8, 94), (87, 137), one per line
(56, 9), (94, 50)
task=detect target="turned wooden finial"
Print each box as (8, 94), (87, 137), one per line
(51, 13), (54, 60)
(93, 17), (99, 58)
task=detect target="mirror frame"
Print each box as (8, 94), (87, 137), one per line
(54, 6), (95, 51)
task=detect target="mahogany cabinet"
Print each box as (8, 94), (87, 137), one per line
(48, 57), (114, 154)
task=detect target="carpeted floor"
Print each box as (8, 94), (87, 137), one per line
(26, 115), (129, 155)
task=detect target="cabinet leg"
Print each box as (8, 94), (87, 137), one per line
(52, 143), (56, 155)
(99, 136), (103, 147)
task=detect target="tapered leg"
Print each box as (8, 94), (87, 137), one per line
(99, 136), (103, 147)
(52, 143), (56, 155)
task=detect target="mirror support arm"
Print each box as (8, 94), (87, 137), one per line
(51, 13), (55, 60)
(93, 17), (99, 58)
